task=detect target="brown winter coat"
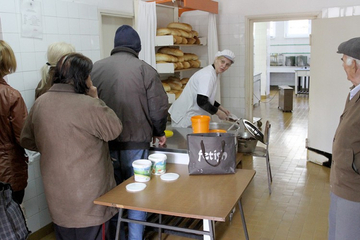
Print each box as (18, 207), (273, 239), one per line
(20, 84), (122, 228)
(0, 78), (28, 192)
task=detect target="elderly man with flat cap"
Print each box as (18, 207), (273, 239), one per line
(329, 37), (360, 240)
(91, 25), (168, 240)
(169, 49), (235, 128)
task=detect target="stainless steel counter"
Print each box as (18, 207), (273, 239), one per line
(150, 126), (193, 154)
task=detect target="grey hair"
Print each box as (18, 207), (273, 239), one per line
(345, 56), (360, 67)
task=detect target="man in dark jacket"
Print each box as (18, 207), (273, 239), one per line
(91, 25), (168, 240)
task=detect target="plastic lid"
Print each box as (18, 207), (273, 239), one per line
(160, 173), (179, 181)
(242, 119), (264, 143)
(126, 183), (147, 192)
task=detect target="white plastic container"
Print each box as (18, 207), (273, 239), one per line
(132, 160), (152, 182)
(148, 153), (167, 175)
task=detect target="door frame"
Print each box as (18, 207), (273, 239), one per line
(244, 12), (319, 120)
(98, 9), (134, 59)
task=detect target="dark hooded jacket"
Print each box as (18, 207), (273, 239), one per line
(91, 47), (168, 150)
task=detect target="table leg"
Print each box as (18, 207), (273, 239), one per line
(158, 214), (162, 240)
(203, 219), (215, 240)
(238, 199), (249, 240)
(115, 208), (123, 240)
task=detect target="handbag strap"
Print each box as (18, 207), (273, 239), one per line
(200, 140), (225, 167)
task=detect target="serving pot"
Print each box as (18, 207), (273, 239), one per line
(237, 131), (258, 153)
(209, 121), (241, 133)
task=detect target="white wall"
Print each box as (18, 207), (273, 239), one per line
(254, 22), (270, 96)
(0, 0), (102, 233)
(2, 0), (360, 234)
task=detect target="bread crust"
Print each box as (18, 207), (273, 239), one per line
(158, 47), (184, 57)
(156, 53), (178, 62)
(157, 28), (172, 36)
(183, 53), (199, 61)
(189, 60), (201, 68)
(162, 82), (171, 92)
(167, 22), (192, 32)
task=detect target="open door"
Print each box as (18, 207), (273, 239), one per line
(307, 16), (360, 164)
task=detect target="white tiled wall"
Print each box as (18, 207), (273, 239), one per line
(217, 14), (246, 118)
(0, 0), (100, 233)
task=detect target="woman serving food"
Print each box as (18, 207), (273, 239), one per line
(168, 49), (235, 128)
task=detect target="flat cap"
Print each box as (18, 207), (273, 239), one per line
(337, 37), (360, 60)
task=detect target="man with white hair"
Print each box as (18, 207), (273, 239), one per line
(329, 37), (360, 240)
(169, 49), (235, 128)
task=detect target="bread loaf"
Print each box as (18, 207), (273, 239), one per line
(173, 35), (182, 44)
(194, 37), (201, 45)
(182, 61), (191, 69)
(191, 30), (199, 37)
(183, 53), (199, 61)
(177, 29), (192, 38)
(189, 60), (201, 68)
(177, 56), (185, 62)
(167, 22), (192, 32)
(186, 38), (196, 44)
(162, 82), (171, 92)
(158, 47), (184, 57)
(181, 38), (188, 44)
(157, 28), (172, 36)
(169, 29), (182, 36)
(175, 62), (184, 70)
(156, 53), (178, 63)
(181, 78), (189, 84)
(167, 80), (182, 90)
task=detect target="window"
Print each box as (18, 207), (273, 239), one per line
(284, 20), (311, 38)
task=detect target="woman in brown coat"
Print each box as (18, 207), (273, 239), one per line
(0, 40), (28, 204)
(20, 53), (123, 240)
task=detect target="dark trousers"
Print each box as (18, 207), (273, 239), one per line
(54, 221), (111, 240)
(12, 189), (25, 204)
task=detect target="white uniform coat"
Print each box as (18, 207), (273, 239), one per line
(169, 65), (218, 128)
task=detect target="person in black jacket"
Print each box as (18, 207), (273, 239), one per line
(91, 25), (168, 240)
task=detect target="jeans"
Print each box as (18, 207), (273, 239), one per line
(110, 149), (149, 240)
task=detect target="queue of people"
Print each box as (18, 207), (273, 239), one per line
(4, 21), (360, 240)
(1, 25), (168, 239)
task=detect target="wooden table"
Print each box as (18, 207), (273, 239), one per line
(94, 164), (255, 240)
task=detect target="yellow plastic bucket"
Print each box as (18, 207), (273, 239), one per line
(191, 115), (210, 133)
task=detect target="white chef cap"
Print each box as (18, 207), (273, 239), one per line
(215, 49), (235, 63)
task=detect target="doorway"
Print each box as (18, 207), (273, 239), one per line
(98, 10), (134, 59)
(244, 13), (318, 120)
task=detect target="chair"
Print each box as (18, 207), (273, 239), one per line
(252, 120), (273, 194)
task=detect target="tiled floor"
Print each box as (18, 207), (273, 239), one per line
(41, 89), (330, 240)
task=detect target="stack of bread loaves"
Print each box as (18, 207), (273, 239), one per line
(157, 22), (200, 45)
(161, 76), (189, 99)
(156, 48), (201, 70)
